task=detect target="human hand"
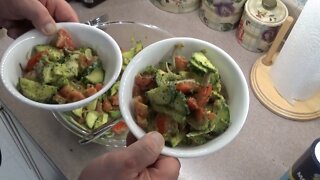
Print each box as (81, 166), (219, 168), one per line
(79, 131), (181, 180)
(0, 0), (78, 38)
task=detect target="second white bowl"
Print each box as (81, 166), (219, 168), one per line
(119, 37), (249, 158)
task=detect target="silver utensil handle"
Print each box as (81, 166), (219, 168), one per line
(78, 118), (121, 145)
(0, 105), (43, 180)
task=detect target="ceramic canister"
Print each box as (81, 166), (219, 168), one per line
(150, 0), (200, 13)
(236, 0), (288, 52)
(199, 0), (248, 32)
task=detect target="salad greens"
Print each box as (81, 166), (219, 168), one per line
(133, 44), (230, 147)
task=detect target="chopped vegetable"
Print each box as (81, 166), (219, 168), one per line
(19, 28), (105, 104)
(62, 38), (143, 135)
(133, 45), (230, 147)
(112, 121), (128, 135)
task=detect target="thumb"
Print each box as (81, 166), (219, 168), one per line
(24, 1), (57, 35)
(122, 131), (164, 174)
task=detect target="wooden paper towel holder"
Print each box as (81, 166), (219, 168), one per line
(250, 16), (320, 121)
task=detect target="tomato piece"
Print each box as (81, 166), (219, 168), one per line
(112, 121), (128, 135)
(56, 29), (76, 50)
(206, 111), (216, 121)
(95, 102), (103, 113)
(175, 81), (199, 94)
(23, 70), (37, 80)
(187, 97), (199, 110)
(135, 74), (156, 91)
(59, 85), (85, 102)
(110, 94), (119, 106)
(195, 108), (206, 122)
(102, 98), (112, 112)
(52, 94), (67, 104)
(175, 55), (188, 71)
(83, 86), (97, 97)
(79, 54), (90, 69)
(79, 54), (96, 70)
(133, 96), (148, 128)
(134, 95), (144, 103)
(133, 97), (148, 119)
(25, 52), (45, 72)
(155, 113), (171, 134)
(196, 84), (212, 107)
(94, 83), (103, 91)
(132, 84), (141, 97)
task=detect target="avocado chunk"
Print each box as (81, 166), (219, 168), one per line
(53, 59), (79, 78)
(94, 113), (108, 129)
(146, 84), (176, 105)
(85, 67), (104, 84)
(122, 40), (143, 65)
(147, 84), (189, 123)
(72, 107), (83, 118)
(34, 45), (64, 61)
(109, 81), (120, 96)
(171, 92), (189, 115)
(86, 99), (98, 111)
(42, 63), (56, 84)
(85, 111), (99, 129)
(19, 78), (58, 103)
(155, 69), (182, 86)
(151, 104), (186, 124)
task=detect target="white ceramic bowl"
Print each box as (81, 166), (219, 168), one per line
(0, 22), (122, 111)
(119, 37), (249, 158)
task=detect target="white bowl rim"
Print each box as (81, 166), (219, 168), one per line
(0, 22), (123, 111)
(119, 37), (249, 158)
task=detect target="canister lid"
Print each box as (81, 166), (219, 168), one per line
(245, 0), (288, 26)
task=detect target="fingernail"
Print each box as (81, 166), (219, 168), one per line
(43, 23), (57, 35)
(148, 131), (164, 149)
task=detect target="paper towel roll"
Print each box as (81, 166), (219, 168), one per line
(270, 0), (320, 104)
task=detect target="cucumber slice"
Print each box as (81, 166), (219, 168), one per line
(85, 68), (104, 84)
(211, 99), (230, 134)
(192, 52), (215, 72)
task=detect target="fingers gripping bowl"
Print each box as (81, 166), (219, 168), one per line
(0, 22), (122, 111)
(119, 37), (249, 158)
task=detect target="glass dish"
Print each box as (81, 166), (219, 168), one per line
(52, 21), (173, 148)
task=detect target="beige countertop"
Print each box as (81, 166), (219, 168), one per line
(0, 0), (319, 179)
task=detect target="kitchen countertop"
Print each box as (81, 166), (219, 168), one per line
(0, 0), (319, 179)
